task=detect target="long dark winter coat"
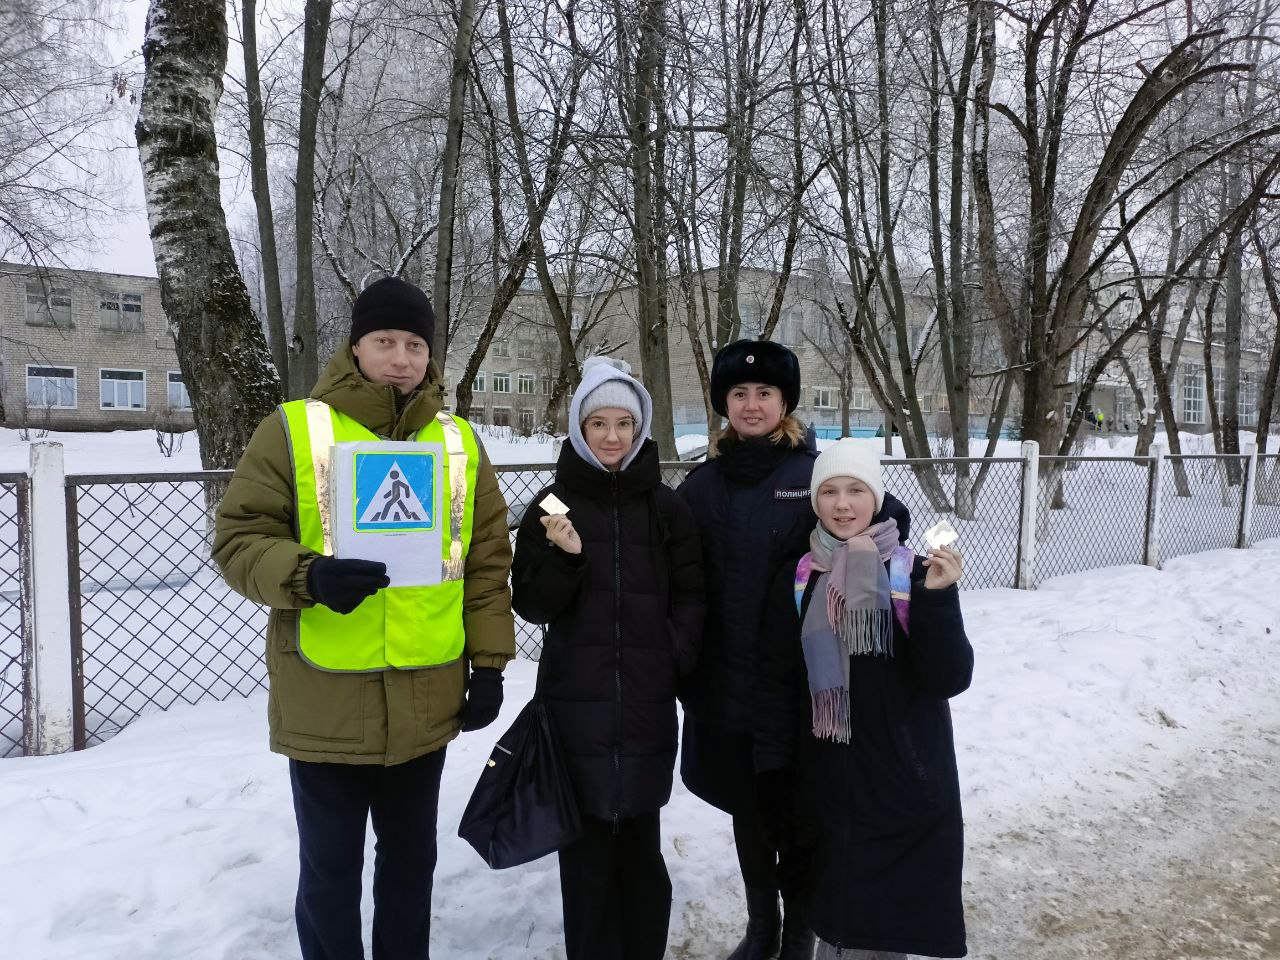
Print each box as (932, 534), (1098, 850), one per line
(754, 518), (974, 958)
(673, 433), (817, 810)
(511, 439), (705, 822)
(676, 434), (818, 731)
(676, 433), (918, 814)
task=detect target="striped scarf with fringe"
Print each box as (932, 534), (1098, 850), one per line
(797, 519), (900, 742)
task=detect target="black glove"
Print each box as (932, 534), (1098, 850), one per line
(460, 667), (504, 732)
(755, 768), (798, 852)
(306, 557), (389, 615)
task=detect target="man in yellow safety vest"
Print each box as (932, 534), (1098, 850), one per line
(213, 276), (515, 960)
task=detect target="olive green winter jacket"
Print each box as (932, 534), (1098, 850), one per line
(212, 348), (515, 764)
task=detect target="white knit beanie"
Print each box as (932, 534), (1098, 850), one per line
(810, 438), (885, 513)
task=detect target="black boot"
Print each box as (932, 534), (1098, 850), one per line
(726, 885), (781, 960)
(777, 904), (815, 960)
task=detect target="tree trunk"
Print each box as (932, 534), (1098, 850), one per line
(242, 0), (288, 387)
(1251, 227), (1280, 453)
(431, 0), (480, 367)
(136, 0), (282, 469)
(1222, 236), (1243, 480)
(628, 0), (676, 458)
(289, 0), (332, 399)
(495, 0), (582, 433)
(927, 0), (979, 518)
(1150, 280), (1199, 497)
(840, 353), (852, 438)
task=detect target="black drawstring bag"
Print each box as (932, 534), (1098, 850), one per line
(458, 644), (583, 869)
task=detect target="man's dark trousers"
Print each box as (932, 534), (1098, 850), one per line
(290, 748), (448, 960)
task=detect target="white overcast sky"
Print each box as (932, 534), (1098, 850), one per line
(79, 0), (255, 279)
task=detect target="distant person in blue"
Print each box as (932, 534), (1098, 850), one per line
(675, 339), (820, 959)
(754, 439), (972, 960)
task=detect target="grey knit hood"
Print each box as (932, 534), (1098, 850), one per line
(567, 356), (653, 471)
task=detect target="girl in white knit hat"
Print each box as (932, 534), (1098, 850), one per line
(752, 438), (973, 960)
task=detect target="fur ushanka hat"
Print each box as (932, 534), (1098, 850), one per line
(709, 339), (801, 416)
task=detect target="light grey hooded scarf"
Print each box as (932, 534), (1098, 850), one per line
(567, 356), (654, 471)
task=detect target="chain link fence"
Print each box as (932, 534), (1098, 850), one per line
(0, 474), (28, 758)
(880, 458), (1025, 589)
(0, 448), (1271, 754)
(66, 473), (267, 748)
(1254, 454), (1280, 542)
(1034, 457), (1154, 580)
(1160, 455), (1251, 561)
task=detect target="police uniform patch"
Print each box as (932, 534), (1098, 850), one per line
(774, 487), (810, 500)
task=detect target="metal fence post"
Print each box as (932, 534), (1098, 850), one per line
(1016, 440), (1039, 590)
(25, 442), (74, 755)
(1145, 443), (1166, 569)
(1238, 443), (1258, 549)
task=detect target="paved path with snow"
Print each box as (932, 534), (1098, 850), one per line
(966, 714), (1280, 959)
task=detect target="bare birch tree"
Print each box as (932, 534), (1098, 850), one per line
(136, 0), (281, 468)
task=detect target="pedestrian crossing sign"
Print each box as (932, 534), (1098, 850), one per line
(352, 451), (437, 532)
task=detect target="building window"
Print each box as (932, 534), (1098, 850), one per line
(25, 282), (72, 328)
(26, 366), (77, 409)
(472, 371), (487, 393)
(1204, 365), (1260, 427)
(492, 373), (511, 393)
(1181, 364), (1204, 424)
(852, 389), (872, 411)
(919, 394), (933, 414)
(100, 369), (146, 410)
(518, 408), (536, 434)
(493, 340), (511, 358)
(813, 387), (836, 409)
(1116, 395), (1135, 429)
(492, 406), (512, 427)
(1239, 377), (1257, 428)
(99, 291), (144, 332)
(777, 307), (804, 346)
(516, 341), (534, 360)
(167, 371), (191, 410)
(517, 373), (536, 395)
(540, 375), (552, 395)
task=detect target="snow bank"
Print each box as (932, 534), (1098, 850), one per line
(1, 542), (1277, 958)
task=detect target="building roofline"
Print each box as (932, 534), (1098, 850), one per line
(0, 261), (160, 284)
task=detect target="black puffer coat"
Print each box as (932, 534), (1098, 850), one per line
(511, 439), (705, 822)
(675, 433), (818, 733)
(754, 520), (973, 957)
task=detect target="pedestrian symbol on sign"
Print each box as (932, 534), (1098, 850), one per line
(353, 453), (436, 532)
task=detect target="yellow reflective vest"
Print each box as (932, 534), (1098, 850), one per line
(280, 398), (481, 671)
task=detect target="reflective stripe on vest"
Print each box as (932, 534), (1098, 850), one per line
(280, 398), (481, 671)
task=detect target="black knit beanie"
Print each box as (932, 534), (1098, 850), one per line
(349, 277), (435, 346)
(710, 339), (802, 416)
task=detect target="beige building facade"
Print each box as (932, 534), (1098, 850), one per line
(446, 267), (997, 439)
(0, 263), (195, 432)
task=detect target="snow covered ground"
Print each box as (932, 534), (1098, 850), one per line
(1, 541), (1278, 959)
